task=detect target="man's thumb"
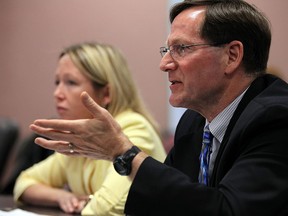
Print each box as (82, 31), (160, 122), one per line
(80, 91), (101, 117)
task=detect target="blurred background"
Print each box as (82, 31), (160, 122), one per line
(0, 0), (287, 141)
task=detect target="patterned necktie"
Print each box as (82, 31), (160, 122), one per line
(198, 125), (213, 185)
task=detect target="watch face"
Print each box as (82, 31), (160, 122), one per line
(113, 146), (141, 176)
(113, 158), (128, 175)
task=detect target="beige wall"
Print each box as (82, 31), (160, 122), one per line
(246, 0), (288, 80)
(0, 0), (287, 138)
(0, 0), (168, 137)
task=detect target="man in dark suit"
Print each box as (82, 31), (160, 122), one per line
(30, 0), (288, 215)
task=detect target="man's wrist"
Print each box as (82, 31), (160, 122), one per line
(113, 146), (141, 176)
(129, 151), (148, 180)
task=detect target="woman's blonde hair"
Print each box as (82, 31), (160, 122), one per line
(60, 42), (159, 133)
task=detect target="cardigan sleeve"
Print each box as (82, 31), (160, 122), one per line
(13, 153), (68, 202)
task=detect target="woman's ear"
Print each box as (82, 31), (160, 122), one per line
(101, 84), (111, 108)
(224, 40), (244, 74)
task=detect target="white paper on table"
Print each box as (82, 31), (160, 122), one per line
(0, 209), (48, 216)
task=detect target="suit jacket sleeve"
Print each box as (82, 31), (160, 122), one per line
(125, 110), (228, 216)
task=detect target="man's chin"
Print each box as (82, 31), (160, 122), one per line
(169, 97), (182, 108)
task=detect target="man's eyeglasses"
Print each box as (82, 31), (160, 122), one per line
(159, 43), (223, 59)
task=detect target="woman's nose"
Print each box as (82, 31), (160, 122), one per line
(53, 85), (64, 100)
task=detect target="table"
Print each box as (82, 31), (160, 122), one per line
(0, 195), (80, 215)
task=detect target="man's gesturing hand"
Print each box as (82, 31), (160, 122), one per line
(30, 91), (133, 161)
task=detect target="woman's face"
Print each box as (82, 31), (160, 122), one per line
(54, 54), (108, 120)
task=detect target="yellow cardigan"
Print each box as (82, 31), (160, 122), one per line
(14, 109), (166, 216)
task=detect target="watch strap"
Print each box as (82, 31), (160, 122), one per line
(113, 146), (141, 175)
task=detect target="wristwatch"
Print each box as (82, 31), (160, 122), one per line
(113, 146), (141, 176)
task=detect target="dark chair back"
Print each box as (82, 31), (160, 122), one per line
(0, 117), (19, 178)
(0, 133), (54, 194)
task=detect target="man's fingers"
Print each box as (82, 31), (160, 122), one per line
(30, 123), (74, 143)
(34, 137), (68, 151)
(31, 119), (78, 132)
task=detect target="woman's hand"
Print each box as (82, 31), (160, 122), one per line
(21, 184), (91, 214)
(57, 191), (89, 213)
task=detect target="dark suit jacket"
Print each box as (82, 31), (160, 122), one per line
(125, 74), (288, 216)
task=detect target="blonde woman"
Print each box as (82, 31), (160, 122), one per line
(14, 42), (166, 215)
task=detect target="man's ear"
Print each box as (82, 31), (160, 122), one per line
(224, 40), (244, 74)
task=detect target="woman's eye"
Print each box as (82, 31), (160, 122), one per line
(55, 80), (60, 86)
(67, 80), (77, 85)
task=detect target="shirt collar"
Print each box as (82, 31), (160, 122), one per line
(207, 88), (248, 143)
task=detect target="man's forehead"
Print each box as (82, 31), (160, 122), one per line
(173, 7), (206, 22)
(167, 8), (205, 44)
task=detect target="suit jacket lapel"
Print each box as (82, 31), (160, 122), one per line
(166, 109), (205, 181)
(210, 74), (277, 185)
